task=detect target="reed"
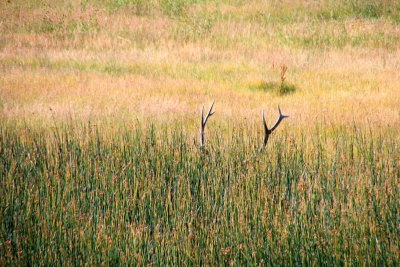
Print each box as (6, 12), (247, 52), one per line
(1, 122), (398, 265)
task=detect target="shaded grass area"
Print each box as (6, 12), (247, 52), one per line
(249, 81), (297, 95)
(0, 122), (399, 265)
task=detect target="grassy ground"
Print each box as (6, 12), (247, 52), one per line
(1, 0), (399, 265)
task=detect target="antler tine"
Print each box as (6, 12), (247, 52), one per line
(259, 109), (271, 152)
(209, 100), (215, 116)
(270, 105), (289, 132)
(278, 105), (289, 119)
(203, 100), (215, 126)
(200, 100), (216, 150)
(201, 104), (205, 127)
(262, 109), (269, 133)
(260, 105), (289, 151)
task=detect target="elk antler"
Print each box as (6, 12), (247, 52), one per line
(200, 100), (215, 150)
(259, 105), (289, 151)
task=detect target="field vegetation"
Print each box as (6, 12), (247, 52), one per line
(1, 0), (399, 265)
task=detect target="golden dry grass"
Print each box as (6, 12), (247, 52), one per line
(1, 1), (399, 131)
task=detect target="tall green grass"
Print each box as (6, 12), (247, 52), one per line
(1, 122), (399, 265)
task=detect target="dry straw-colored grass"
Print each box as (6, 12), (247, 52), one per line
(1, 0), (399, 130)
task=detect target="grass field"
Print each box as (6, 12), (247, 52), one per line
(1, 0), (400, 265)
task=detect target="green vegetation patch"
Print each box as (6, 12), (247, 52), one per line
(249, 81), (297, 95)
(0, 122), (399, 265)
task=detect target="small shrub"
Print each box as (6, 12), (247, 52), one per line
(250, 64), (297, 95)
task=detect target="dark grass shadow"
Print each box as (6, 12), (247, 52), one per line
(249, 81), (297, 95)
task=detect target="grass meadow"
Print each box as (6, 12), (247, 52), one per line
(1, 0), (400, 265)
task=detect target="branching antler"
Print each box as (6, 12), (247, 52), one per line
(200, 100), (215, 150)
(259, 105), (289, 151)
